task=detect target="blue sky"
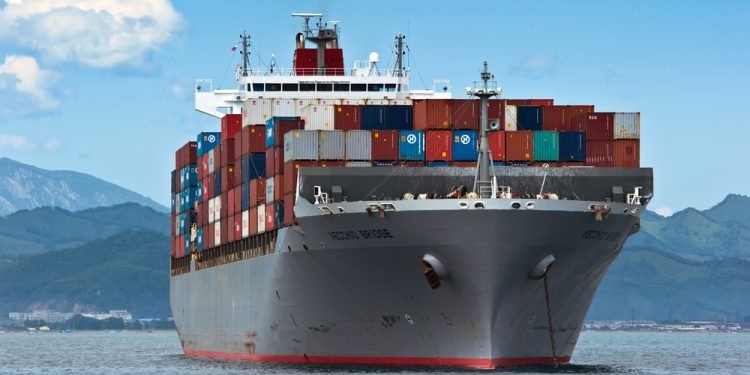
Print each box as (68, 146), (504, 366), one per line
(0, 0), (748, 216)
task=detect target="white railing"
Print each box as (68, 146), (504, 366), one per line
(243, 67), (409, 78)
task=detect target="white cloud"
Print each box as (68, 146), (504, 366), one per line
(167, 83), (187, 99)
(43, 139), (62, 151)
(0, 133), (36, 152)
(655, 207), (673, 217)
(0, 55), (60, 110)
(509, 53), (560, 79)
(0, 0), (182, 70)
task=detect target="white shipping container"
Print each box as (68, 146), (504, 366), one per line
(301, 105), (335, 130)
(345, 130), (372, 160)
(242, 98), (273, 126)
(366, 99), (390, 105)
(208, 197), (215, 223)
(318, 98), (341, 106)
(504, 104), (518, 131)
(214, 220), (221, 246)
(257, 206), (266, 233)
(319, 130), (346, 160)
(214, 196), (222, 222)
(340, 99), (366, 105)
(265, 177), (274, 204)
(284, 130), (319, 162)
(241, 210), (249, 238)
(294, 99), (317, 116)
(207, 149), (215, 174)
(390, 99), (413, 106)
(272, 99), (296, 117)
(345, 161), (372, 167)
(174, 215), (180, 235)
(614, 112), (640, 140)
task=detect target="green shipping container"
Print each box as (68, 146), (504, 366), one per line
(533, 131), (559, 161)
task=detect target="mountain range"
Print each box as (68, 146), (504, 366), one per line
(0, 157), (167, 217)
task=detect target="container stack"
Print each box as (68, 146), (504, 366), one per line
(572, 112), (641, 167)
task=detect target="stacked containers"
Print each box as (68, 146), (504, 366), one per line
(451, 100), (479, 130)
(558, 131), (586, 162)
(516, 106), (543, 131)
(334, 105), (360, 130)
(371, 130), (399, 160)
(452, 130), (479, 161)
(172, 141), (197, 257)
(346, 130), (372, 161)
(413, 99), (451, 130)
(533, 131), (559, 161)
(399, 130), (425, 161)
(242, 98), (273, 126)
(506, 131), (534, 162)
(488, 131), (506, 162)
(425, 130), (452, 161)
(319, 130), (345, 160)
(301, 105), (334, 130)
(613, 113), (640, 167)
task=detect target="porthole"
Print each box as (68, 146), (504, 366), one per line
(511, 201), (521, 209)
(526, 202), (535, 209)
(474, 201), (485, 209)
(458, 201), (468, 209)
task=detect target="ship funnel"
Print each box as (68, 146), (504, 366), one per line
(528, 254), (556, 280)
(296, 33), (305, 48)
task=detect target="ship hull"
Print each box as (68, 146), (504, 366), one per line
(171, 202), (637, 368)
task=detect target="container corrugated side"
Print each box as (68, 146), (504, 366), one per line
(319, 130), (345, 160)
(488, 131), (506, 162)
(517, 106), (543, 131)
(505, 131), (534, 161)
(452, 130), (479, 161)
(242, 98), (273, 126)
(265, 176), (274, 206)
(425, 130), (452, 161)
(241, 210), (249, 238)
(371, 130), (399, 160)
(360, 105), (386, 130)
(345, 130), (372, 160)
(334, 105), (360, 131)
(272, 99), (296, 117)
(398, 130), (425, 160)
(301, 105), (335, 130)
(284, 130), (319, 162)
(413, 99), (451, 130)
(196, 132), (221, 157)
(283, 160), (317, 195)
(613, 112), (640, 139)
(452, 100), (480, 130)
(533, 131), (559, 161)
(613, 140), (640, 167)
(586, 140), (613, 167)
(583, 112), (614, 140)
(257, 204), (266, 233)
(558, 131), (586, 162)
(265, 117), (304, 149)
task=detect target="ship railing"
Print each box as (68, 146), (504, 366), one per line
(246, 67), (409, 78)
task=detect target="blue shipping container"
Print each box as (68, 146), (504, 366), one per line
(241, 182), (249, 211)
(242, 153), (266, 182)
(196, 181), (203, 203)
(184, 235), (190, 255)
(179, 212), (185, 235)
(196, 132), (221, 157)
(171, 193), (177, 214)
(266, 116), (301, 149)
(452, 130), (479, 161)
(214, 169), (221, 198)
(398, 130), (425, 160)
(558, 131), (586, 162)
(181, 187), (196, 212)
(517, 106), (543, 131)
(180, 164), (197, 190)
(196, 228), (203, 251)
(426, 161), (451, 167)
(361, 105), (413, 130)
(387, 105), (413, 130)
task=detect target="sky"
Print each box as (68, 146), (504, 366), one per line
(0, 0), (748, 216)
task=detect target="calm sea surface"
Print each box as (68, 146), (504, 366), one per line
(0, 331), (747, 374)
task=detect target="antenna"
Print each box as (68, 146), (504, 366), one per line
(393, 33), (405, 77)
(466, 62), (502, 197)
(239, 31), (251, 77)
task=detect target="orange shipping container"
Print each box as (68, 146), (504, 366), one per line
(413, 99), (452, 130)
(613, 140), (640, 168)
(505, 131), (534, 162)
(504, 99), (554, 106)
(586, 140), (614, 167)
(425, 130), (452, 161)
(249, 207), (258, 235)
(249, 178), (265, 208)
(488, 131), (506, 162)
(451, 100), (480, 130)
(284, 193), (296, 226)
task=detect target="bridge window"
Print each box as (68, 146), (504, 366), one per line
(334, 83), (349, 92)
(251, 83), (264, 91)
(282, 83), (299, 91)
(317, 83), (332, 91)
(266, 83), (281, 92)
(385, 84), (397, 92)
(351, 84), (366, 92)
(368, 84), (384, 92)
(300, 83), (315, 91)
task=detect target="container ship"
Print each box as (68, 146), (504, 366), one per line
(170, 14), (652, 369)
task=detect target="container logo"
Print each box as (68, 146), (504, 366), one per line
(460, 135), (471, 145)
(267, 127), (273, 138)
(406, 134), (417, 144)
(207, 134), (216, 143)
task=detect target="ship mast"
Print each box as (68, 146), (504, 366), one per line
(393, 33), (405, 77)
(467, 62), (501, 197)
(240, 31), (250, 77)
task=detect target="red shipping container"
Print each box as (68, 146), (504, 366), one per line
(201, 225), (208, 250)
(505, 99), (554, 106)
(208, 223), (215, 247)
(265, 147), (275, 177)
(488, 131), (506, 162)
(505, 131), (534, 161)
(249, 178), (266, 207)
(220, 191), (228, 219)
(265, 204), (276, 231)
(226, 214), (235, 243)
(234, 186), (242, 214)
(175, 141), (197, 170)
(221, 114), (242, 140)
(213, 146), (221, 172)
(613, 140), (640, 168)
(371, 130), (399, 160)
(283, 193), (296, 226)
(452, 161), (476, 167)
(583, 112), (614, 140)
(452, 100), (480, 130)
(273, 175), (284, 202)
(221, 217), (229, 243)
(283, 160), (318, 195)
(202, 202), (208, 227)
(586, 140), (614, 167)
(234, 214), (242, 240)
(201, 154), (209, 179)
(172, 170), (179, 194)
(542, 105), (596, 131)
(425, 130), (452, 161)
(334, 105), (360, 130)
(268, 120), (304, 148)
(264, 147), (285, 177)
(565, 106), (594, 129)
(227, 187), (236, 216)
(171, 214), (177, 236)
(249, 207), (258, 235)
(196, 205), (204, 227)
(220, 139), (235, 167)
(234, 126), (243, 160)
(221, 165), (236, 191)
(176, 235), (183, 257)
(413, 99), (452, 130)
(206, 173), (214, 199)
(242, 125), (266, 154)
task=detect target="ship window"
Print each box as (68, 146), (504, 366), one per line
(282, 83), (299, 91)
(351, 84), (366, 92)
(300, 83), (315, 91)
(252, 83), (264, 91)
(368, 84), (384, 92)
(385, 84), (397, 92)
(317, 83), (332, 91)
(334, 83), (349, 92)
(266, 83), (281, 92)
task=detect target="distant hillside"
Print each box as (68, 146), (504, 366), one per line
(0, 157), (167, 216)
(0, 230), (170, 318)
(0, 203), (169, 258)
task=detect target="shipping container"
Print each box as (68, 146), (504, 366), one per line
(207, 149), (216, 174)
(171, 170), (178, 194)
(452, 130), (479, 161)
(371, 130), (399, 160)
(220, 191), (228, 219)
(233, 214), (242, 241)
(426, 161), (451, 167)
(257, 204), (266, 233)
(241, 125), (266, 154)
(265, 202), (284, 231)
(345, 161), (372, 167)
(227, 186), (236, 216)
(360, 105), (386, 130)
(265, 117), (304, 148)
(487, 100), (518, 131)
(334, 105), (360, 130)
(265, 175), (274, 203)
(196, 227), (203, 251)
(284, 130), (319, 162)
(196, 181), (203, 204)
(208, 197), (215, 223)
(242, 98), (273, 126)
(241, 182), (249, 211)
(533, 131), (559, 161)
(226, 214), (235, 243)
(558, 131), (586, 162)
(214, 195), (222, 223)
(613, 140), (640, 167)
(345, 130), (371, 160)
(241, 153), (266, 182)
(220, 139), (234, 168)
(613, 112), (640, 139)
(199, 154), (209, 180)
(581, 112), (614, 140)
(221, 165), (236, 191)
(272, 99), (297, 117)
(301, 105), (334, 130)
(452, 100), (480, 130)
(214, 220), (221, 246)
(541, 105), (595, 132)
(386, 105), (413, 131)
(319, 130), (345, 160)
(196, 132), (221, 157)
(221, 114), (242, 140)
(241, 210), (249, 238)
(283, 160), (318, 195)
(207, 223), (215, 248)
(586, 140), (613, 167)
(413, 99), (452, 130)
(425, 130), (452, 161)
(249, 207), (258, 235)
(505, 99), (554, 106)
(249, 178), (266, 207)
(205, 173), (214, 199)
(398, 130), (425, 160)
(175, 141), (197, 170)
(488, 130), (506, 162)
(283, 193), (296, 226)
(506, 131), (534, 161)
(516, 106), (543, 131)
